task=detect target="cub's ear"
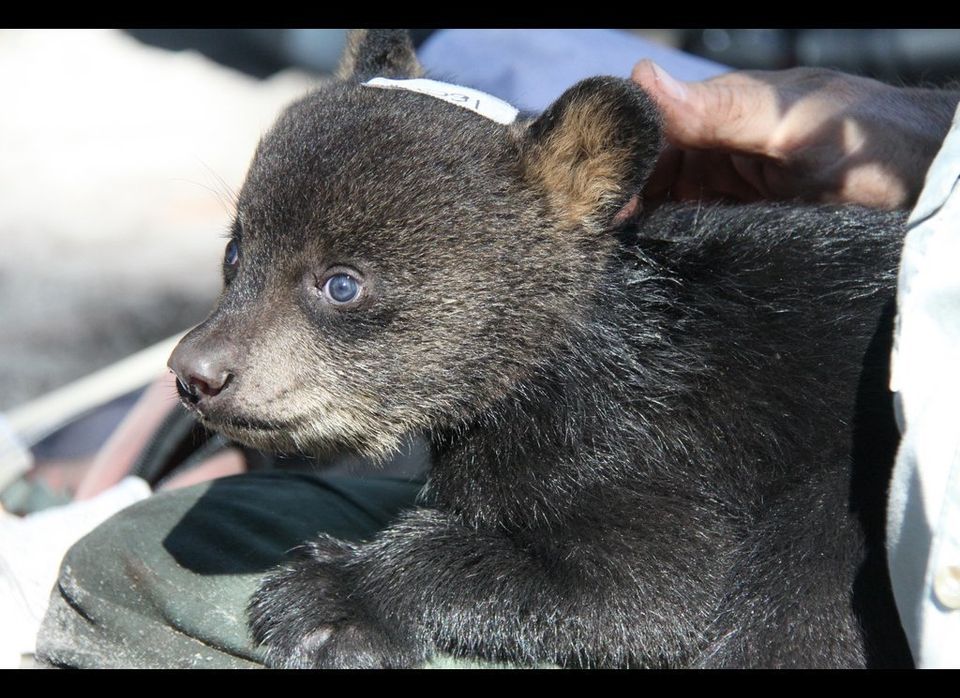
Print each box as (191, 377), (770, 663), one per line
(520, 77), (663, 231)
(336, 29), (423, 81)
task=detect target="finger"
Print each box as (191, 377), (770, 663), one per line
(671, 150), (764, 203)
(631, 60), (782, 156)
(642, 143), (683, 204)
(729, 152), (777, 199)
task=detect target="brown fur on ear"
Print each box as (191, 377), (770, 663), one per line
(521, 77), (663, 230)
(337, 29), (423, 81)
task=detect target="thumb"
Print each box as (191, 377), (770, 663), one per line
(631, 60), (778, 156)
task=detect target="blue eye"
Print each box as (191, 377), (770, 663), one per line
(323, 273), (360, 304)
(224, 240), (239, 267)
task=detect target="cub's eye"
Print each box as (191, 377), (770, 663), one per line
(224, 239), (239, 267)
(322, 272), (361, 304)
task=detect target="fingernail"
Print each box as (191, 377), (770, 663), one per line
(651, 62), (688, 102)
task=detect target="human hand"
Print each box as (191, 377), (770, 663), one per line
(632, 61), (960, 209)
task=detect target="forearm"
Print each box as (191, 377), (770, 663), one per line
(249, 502), (731, 668)
(351, 507), (725, 667)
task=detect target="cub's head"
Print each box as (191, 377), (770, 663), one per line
(169, 29), (662, 461)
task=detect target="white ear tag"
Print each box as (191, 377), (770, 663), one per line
(363, 77), (519, 125)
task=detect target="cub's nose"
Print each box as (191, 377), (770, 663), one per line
(169, 345), (236, 406)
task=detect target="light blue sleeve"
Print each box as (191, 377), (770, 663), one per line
(887, 104), (960, 669)
(418, 29), (728, 114)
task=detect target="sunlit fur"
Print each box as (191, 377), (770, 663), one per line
(174, 31), (914, 667)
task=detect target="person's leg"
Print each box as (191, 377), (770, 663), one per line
(37, 472), (423, 668)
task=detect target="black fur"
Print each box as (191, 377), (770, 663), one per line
(171, 30), (913, 668)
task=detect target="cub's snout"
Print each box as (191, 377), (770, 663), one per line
(168, 338), (238, 407)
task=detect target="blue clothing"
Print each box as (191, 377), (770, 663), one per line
(419, 29), (727, 114)
(888, 103), (960, 668)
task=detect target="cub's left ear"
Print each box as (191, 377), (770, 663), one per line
(336, 29), (423, 81)
(520, 77), (663, 231)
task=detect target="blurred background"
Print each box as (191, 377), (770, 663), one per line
(127, 29), (960, 87)
(4, 28), (960, 415)
(663, 29), (960, 86)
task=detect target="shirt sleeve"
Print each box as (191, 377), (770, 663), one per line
(888, 102), (960, 669)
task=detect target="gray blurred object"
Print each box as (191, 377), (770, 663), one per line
(125, 30), (436, 78)
(125, 29), (304, 78)
(280, 29), (349, 74)
(684, 29), (960, 86)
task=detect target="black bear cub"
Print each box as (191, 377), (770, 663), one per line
(169, 30), (912, 667)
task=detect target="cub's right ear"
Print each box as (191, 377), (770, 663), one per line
(520, 77), (663, 232)
(336, 29), (423, 81)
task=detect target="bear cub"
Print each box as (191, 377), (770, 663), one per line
(169, 30), (912, 667)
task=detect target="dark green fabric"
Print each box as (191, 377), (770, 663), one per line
(36, 472), (424, 669)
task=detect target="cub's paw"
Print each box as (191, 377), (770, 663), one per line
(248, 535), (421, 668)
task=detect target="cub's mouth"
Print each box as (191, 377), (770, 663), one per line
(219, 415), (289, 433)
(194, 410), (310, 455)
(175, 378), (295, 437)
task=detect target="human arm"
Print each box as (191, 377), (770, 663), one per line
(632, 61), (960, 209)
